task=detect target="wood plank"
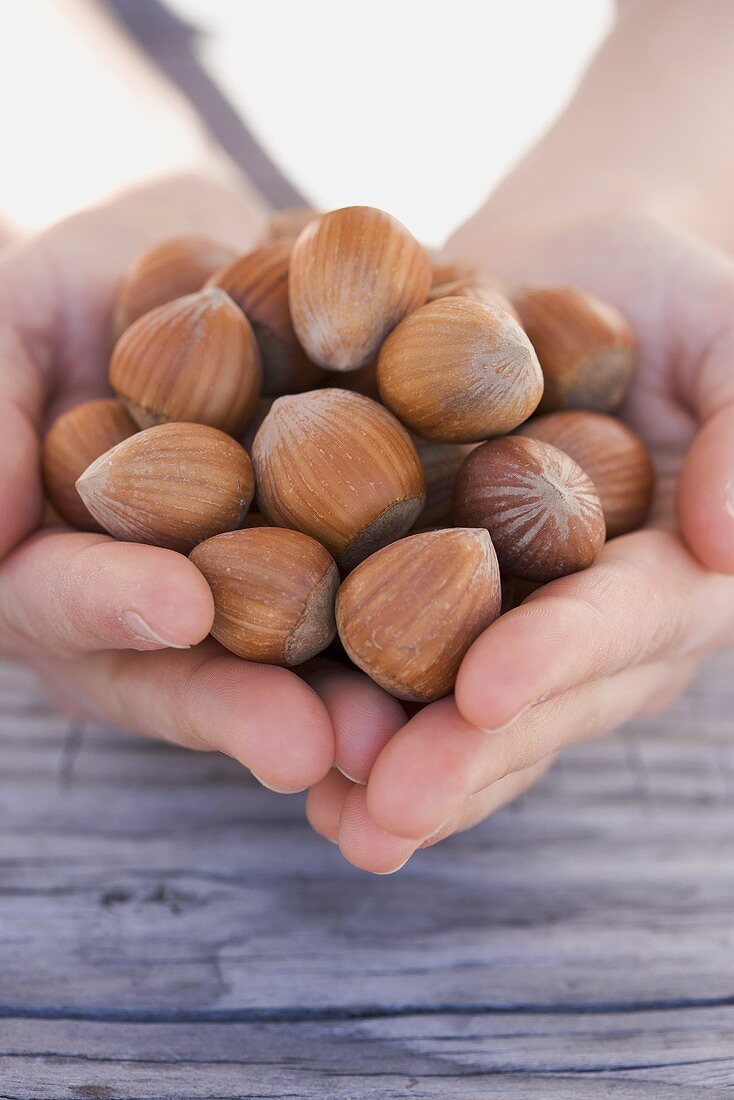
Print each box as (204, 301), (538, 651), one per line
(1, 652), (734, 1096)
(2, 1010), (734, 1098)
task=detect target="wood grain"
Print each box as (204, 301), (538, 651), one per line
(1, 651), (734, 1097)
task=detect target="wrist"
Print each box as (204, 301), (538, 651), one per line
(449, 0), (734, 267)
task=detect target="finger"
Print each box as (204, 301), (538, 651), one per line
(679, 402), (734, 574)
(0, 328), (44, 556)
(667, 261), (734, 574)
(36, 642), (335, 793)
(338, 785), (419, 875)
(303, 662), (406, 783)
(455, 528), (733, 732)
(338, 757), (554, 875)
(367, 657), (695, 840)
(305, 769), (354, 842)
(419, 757), (555, 849)
(0, 530), (215, 657)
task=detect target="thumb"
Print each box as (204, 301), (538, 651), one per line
(677, 319), (734, 575)
(0, 325), (43, 557)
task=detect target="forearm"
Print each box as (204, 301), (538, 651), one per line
(452, 0), (734, 260)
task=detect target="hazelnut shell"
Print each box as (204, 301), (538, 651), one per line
(190, 527), (338, 665)
(76, 422), (254, 553)
(109, 288), (262, 436)
(288, 206), (432, 371)
(517, 410), (654, 538)
(377, 297), (544, 443)
(336, 528), (502, 701)
(512, 285), (635, 414)
(42, 398), (137, 531)
(207, 239), (327, 395)
(453, 435), (606, 581)
(112, 235), (237, 339)
(252, 388), (425, 569)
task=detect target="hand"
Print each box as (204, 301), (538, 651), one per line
(306, 212), (734, 872)
(0, 172), (399, 794)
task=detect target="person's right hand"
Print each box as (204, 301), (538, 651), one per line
(0, 173), (403, 793)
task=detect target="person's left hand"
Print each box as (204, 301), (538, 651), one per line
(306, 212), (734, 873)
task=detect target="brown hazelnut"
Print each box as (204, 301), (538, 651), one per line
(109, 288), (262, 436)
(411, 435), (476, 527)
(377, 297), (543, 443)
(517, 410), (654, 538)
(42, 398), (137, 531)
(288, 206), (432, 371)
(112, 235), (237, 339)
(190, 527), (338, 665)
(512, 285), (635, 414)
(207, 239), (327, 395)
(252, 388), (425, 569)
(336, 528), (502, 701)
(76, 422), (254, 553)
(453, 436), (606, 581)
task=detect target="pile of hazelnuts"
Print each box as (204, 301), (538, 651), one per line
(42, 205), (653, 703)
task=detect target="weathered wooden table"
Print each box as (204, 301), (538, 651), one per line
(2, 652), (733, 1099)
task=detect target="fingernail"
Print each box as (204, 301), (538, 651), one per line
(370, 853), (415, 875)
(120, 610), (190, 649)
(336, 765), (367, 785)
(249, 769), (294, 795)
(481, 691), (555, 734)
(725, 480), (734, 519)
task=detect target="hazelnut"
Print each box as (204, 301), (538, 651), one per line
(328, 359), (380, 400)
(512, 285), (635, 414)
(252, 389), (425, 569)
(240, 396), (275, 452)
(288, 206), (432, 371)
(429, 258), (478, 286)
(190, 527), (338, 665)
(76, 422), (254, 553)
(377, 297), (543, 443)
(262, 204), (319, 243)
(428, 277), (519, 320)
(41, 398), (137, 531)
(453, 436), (605, 581)
(207, 239), (327, 395)
(109, 288), (262, 436)
(112, 235), (237, 339)
(336, 528), (502, 701)
(517, 410), (654, 538)
(411, 435), (476, 527)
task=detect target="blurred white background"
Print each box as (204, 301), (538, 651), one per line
(0, 0), (612, 243)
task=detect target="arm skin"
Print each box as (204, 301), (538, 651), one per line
(306, 0), (734, 873)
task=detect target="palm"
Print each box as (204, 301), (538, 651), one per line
(0, 174), (356, 798)
(307, 212), (734, 873)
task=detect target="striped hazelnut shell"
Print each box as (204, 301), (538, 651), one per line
(288, 206), (432, 371)
(411, 435), (477, 528)
(336, 528), (502, 702)
(517, 410), (654, 538)
(428, 277), (520, 321)
(109, 288), (262, 436)
(252, 388), (425, 569)
(207, 239), (326, 395)
(377, 297), (544, 443)
(262, 204), (319, 243)
(453, 435), (606, 581)
(512, 285), (635, 414)
(76, 422), (254, 553)
(41, 398), (137, 531)
(190, 527), (338, 666)
(112, 235), (238, 339)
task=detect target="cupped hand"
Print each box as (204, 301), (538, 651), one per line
(0, 173), (402, 794)
(307, 213), (734, 871)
